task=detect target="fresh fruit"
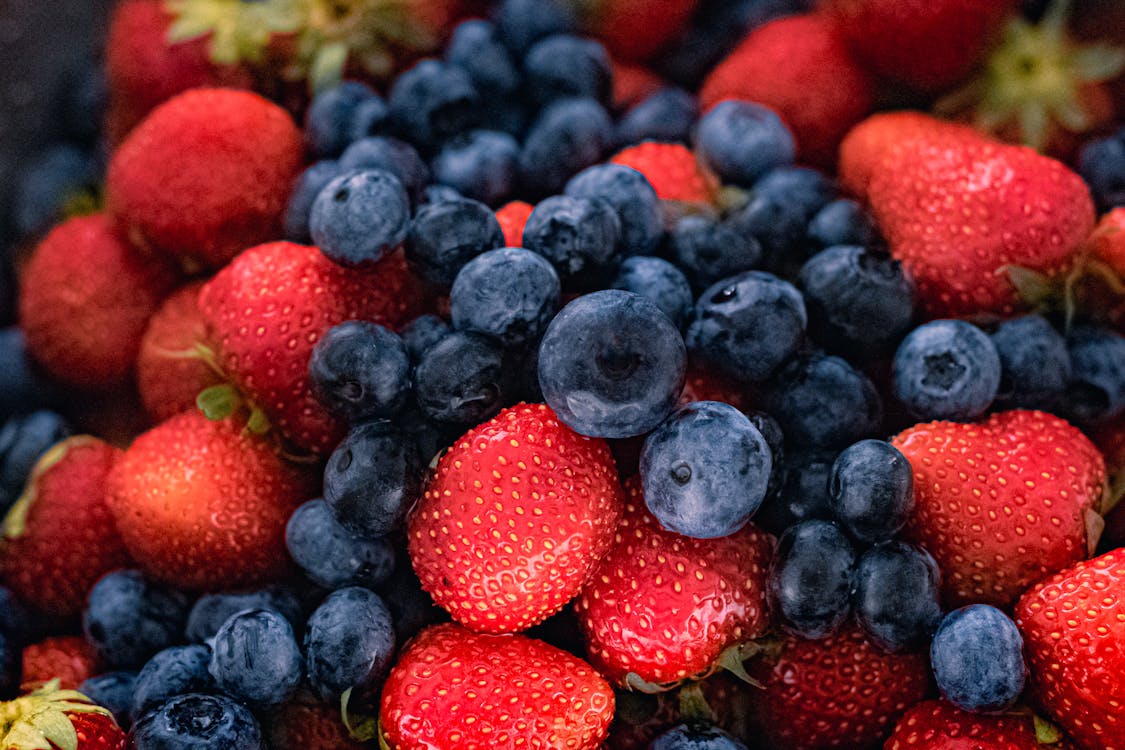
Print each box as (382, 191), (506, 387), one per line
(413, 332), (510, 426)
(130, 693), (264, 749)
(449, 248), (561, 348)
(581, 0), (698, 63)
(989, 315), (1072, 411)
(1078, 128), (1125, 212)
(495, 200), (534, 246)
(892, 319), (1002, 422)
(828, 440), (914, 543)
(520, 196), (620, 286)
(0, 680), (127, 750)
(765, 352), (883, 450)
(768, 520), (857, 639)
(930, 604), (1026, 713)
(21, 637), (101, 690)
(310, 169), (412, 268)
(610, 256), (694, 330)
(308, 321), (411, 423)
(82, 570), (190, 670)
(693, 101), (794, 188)
(611, 141), (719, 205)
(303, 587), (396, 702)
(208, 609), (303, 707)
(565, 163), (663, 258)
(129, 644), (215, 720)
(405, 197), (505, 286)
(885, 699), (1075, 750)
(852, 542), (943, 653)
(285, 498), (396, 590)
(432, 130), (521, 206)
(524, 34), (612, 108)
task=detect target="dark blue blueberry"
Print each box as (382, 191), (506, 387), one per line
(991, 315), (1071, 410)
(83, 570), (191, 669)
(518, 98), (613, 197)
(131, 693), (264, 750)
(611, 256), (694, 330)
(523, 34), (611, 107)
(522, 195), (621, 287)
(450, 248), (560, 348)
(767, 353), (883, 449)
(405, 197), (505, 286)
(324, 420), (422, 538)
(208, 609), (303, 706)
(696, 100), (795, 186)
(539, 290), (687, 439)
(1066, 325), (1125, 423)
(828, 440), (913, 543)
(387, 60), (481, 152)
(893, 320), (1001, 421)
(131, 645), (215, 721)
(768, 520), (857, 639)
(493, 0), (579, 55)
(339, 136), (430, 205)
(0, 629), (17, 699)
(400, 315), (451, 364)
(726, 167), (834, 265)
(671, 216), (763, 292)
(614, 88), (698, 147)
(80, 671), (136, 728)
(414, 332), (511, 425)
(651, 723), (750, 750)
(305, 587), (396, 702)
(0, 409), (70, 512)
(754, 449), (836, 537)
(0, 330), (62, 419)
(853, 542), (943, 653)
(308, 321), (410, 422)
(799, 245), (915, 353)
(304, 81), (378, 158)
(346, 94), (390, 143)
(445, 20), (521, 96)
(686, 271), (806, 383)
(807, 199), (876, 249)
(0, 586), (29, 643)
(12, 144), (98, 239)
(565, 163), (663, 257)
(286, 498), (396, 590)
(432, 130), (520, 206)
(640, 401), (772, 538)
(184, 588), (302, 645)
(930, 605), (1026, 713)
(1077, 126), (1125, 211)
(379, 563), (448, 644)
(310, 169), (411, 267)
(59, 65), (108, 145)
(284, 160), (343, 243)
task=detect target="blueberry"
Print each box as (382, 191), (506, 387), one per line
(670, 216), (763, 292)
(432, 130), (520, 206)
(991, 315), (1071, 410)
(284, 160), (343, 243)
(754, 449), (836, 537)
(0, 409), (70, 512)
(493, 0), (579, 55)
(80, 671), (137, 728)
(324, 420), (422, 538)
(450, 248), (561, 348)
(686, 271), (807, 383)
(414, 332), (511, 424)
(565, 163), (663, 257)
(400, 315), (451, 364)
(308, 321), (410, 422)
(524, 34), (611, 107)
(310, 169), (411, 267)
(131, 693), (264, 750)
(378, 562), (448, 644)
(853, 542), (943, 653)
(768, 520), (856, 639)
(696, 100), (795, 186)
(615, 88), (698, 147)
(184, 588), (302, 645)
(0, 331), (62, 419)
(83, 570), (191, 669)
(1066, 325), (1125, 423)
(445, 20), (521, 96)
(347, 95), (391, 143)
(522, 195), (621, 287)
(518, 98), (613, 197)
(747, 411), (786, 504)
(286, 499), (396, 590)
(387, 60), (481, 152)
(610, 256), (694, 330)
(305, 587), (396, 702)
(767, 353), (883, 450)
(208, 609), (303, 706)
(421, 184), (463, 206)
(13, 144), (98, 238)
(640, 401), (772, 538)
(1077, 126), (1125, 211)
(304, 81), (378, 158)
(893, 320), (1001, 421)
(828, 440), (914, 543)
(799, 245), (915, 353)
(930, 605), (1026, 713)
(807, 199), (876, 249)
(406, 197), (505, 286)
(726, 167), (834, 265)
(538, 290), (687, 438)
(339, 137), (431, 205)
(131, 645), (215, 721)
(651, 723), (750, 750)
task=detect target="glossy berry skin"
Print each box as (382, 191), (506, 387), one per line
(410, 403), (623, 634)
(614, 87), (698, 147)
(286, 498), (395, 590)
(522, 195), (621, 287)
(564, 163), (662, 258)
(640, 401), (772, 539)
(340, 137), (430, 205)
(209, 609), (303, 707)
(886, 699), (1077, 750)
(650, 724), (748, 750)
(80, 671), (137, 729)
(695, 100), (795, 186)
(990, 315), (1071, 411)
(304, 587), (396, 702)
(0, 410), (70, 517)
(387, 60), (481, 152)
(669, 216), (762, 292)
(768, 520), (856, 639)
(610, 256), (694, 330)
(754, 450), (837, 537)
(308, 321), (410, 422)
(518, 97), (613, 197)
(130, 645), (216, 721)
(853, 542), (943, 653)
(130, 693), (265, 750)
(893, 410), (1105, 608)
(184, 588), (302, 644)
(445, 20), (521, 97)
(406, 198), (505, 286)
(450, 248), (561, 348)
(414, 332), (510, 425)
(1077, 126), (1125, 212)
(806, 200), (876, 250)
(82, 570), (190, 670)
(767, 353), (883, 450)
(1066, 325), (1125, 424)
(524, 34), (611, 107)
(304, 81), (378, 158)
(432, 130), (520, 206)
(310, 169), (411, 267)
(828, 440), (914, 543)
(893, 320), (1001, 421)
(931, 605), (1026, 713)
(381, 623), (613, 750)
(539, 291), (687, 439)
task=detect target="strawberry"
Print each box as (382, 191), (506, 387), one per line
(1088, 207), (1125, 277)
(0, 438), (131, 617)
(678, 365), (750, 411)
(495, 200), (534, 248)
(106, 88), (303, 272)
(610, 142), (719, 205)
(0, 680), (126, 750)
(380, 622), (614, 750)
(408, 403), (624, 634)
(892, 410), (1106, 609)
(198, 242), (424, 454)
(1015, 548), (1125, 750)
(575, 476), (773, 687)
(610, 58), (665, 110)
(748, 624), (931, 750)
(20, 638), (101, 691)
(265, 696), (367, 750)
(580, 0), (699, 63)
(700, 13), (875, 168)
(18, 214), (174, 389)
(886, 699), (1076, 750)
(106, 411), (315, 591)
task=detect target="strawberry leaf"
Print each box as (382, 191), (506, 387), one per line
(1033, 714), (1062, 744)
(196, 384), (241, 421)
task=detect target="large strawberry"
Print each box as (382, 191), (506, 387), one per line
(380, 623), (614, 750)
(892, 410), (1106, 609)
(575, 476), (773, 687)
(20, 639), (101, 692)
(198, 242), (424, 454)
(1015, 548), (1125, 750)
(0, 680), (126, 750)
(885, 699), (1076, 750)
(409, 403), (624, 634)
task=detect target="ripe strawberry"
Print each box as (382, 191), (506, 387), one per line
(678, 365), (749, 412)
(18, 214), (174, 389)
(20, 637), (101, 690)
(265, 695), (367, 750)
(380, 622), (614, 750)
(886, 699), (1077, 750)
(610, 58), (665, 110)
(610, 142), (719, 205)
(0, 680), (126, 750)
(495, 200), (534, 248)
(892, 410), (1106, 609)
(749, 624), (930, 750)
(0, 438), (131, 617)
(581, 0), (699, 63)
(106, 88), (303, 272)
(1015, 548), (1125, 750)
(107, 411), (315, 591)
(1087, 207), (1125, 276)
(575, 477), (773, 686)
(409, 403), (624, 634)
(198, 242), (425, 454)
(700, 13), (875, 168)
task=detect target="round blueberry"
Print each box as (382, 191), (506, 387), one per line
(726, 167), (834, 263)
(184, 588), (302, 645)
(208, 609), (303, 706)
(304, 81), (377, 158)
(524, 34), (611, 107)
(432, 130), (519, 206)
(931, 605), (1026, 713)
(651, 723), (749, 750)
(400, 314), (451, 364)
(518, 97), (613, 197)
(445, 20), (521, 96)
(522, 195), (621, 287)
(414, 331), (511, 424)
(670, 216), (763, 292)
(347, 95), (390, 143)
(131, 693), (265, 750)
(893, 320), (1001, 421)
(754, 449), (836, 537)
(310, 169), (411, 267)
(615, 87), (698, 147)
(564, 163), (663, 258)
(767, 353), (883, 449)
(493, 0), (579, 56)
(406, 197), (505, 286)
(1066, 324), (1125, 423)
(83, 570), (191, 669)
(305, 587), (396, 702)
(768, 520), (856, 639)
(308, 321), (410, 422)
(284, 160), (343, 243)
(339, 136), (430, 205)
(828, 440), (914, 543)
(807, 199), (876, 249)
(450, 248), (561, 348)
(610, 256), (694, 330)
(387, 60), (481, 152)
(131, 645), (216, 721)
(696, 100), (795, 186)
(286, 498), (396, 590)
(853, 542), (943, 653)
(991, 315), (1071, 410)
(80, 671), (137, 728)
(1077, 126), (1125, 211)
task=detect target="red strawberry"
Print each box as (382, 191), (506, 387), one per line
(749, 624), (930, 750)
(409, 403), (624, 634)
(892, 410), (1106, 609)
(198, 242), (425, 454)
(575, 476), (773, 686)
(0, 680), (126, 750)
(1015, 548), (1125, 750)
(700, 13), (875, 168)
(106, 88), (303, 272)
(610, 58), (665, 110)
(265, 695), (367, 750)
(495, 200), (534, 248)
(1088, 207), (1125, 276)
(610, 142), (719, 205)
(885, 699), (1077, 750)
(20, 637), (101, 691)
(18, 214), (174, 389)
(380, 622), (614, 750)
(107, 411), (315, 591)
(0, 438), (131, 617)
(581, 0), (699, 63)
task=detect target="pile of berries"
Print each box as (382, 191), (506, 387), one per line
(2, 0), (1125, 748)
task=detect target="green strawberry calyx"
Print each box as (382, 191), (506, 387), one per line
(0, 680), (115, 750)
